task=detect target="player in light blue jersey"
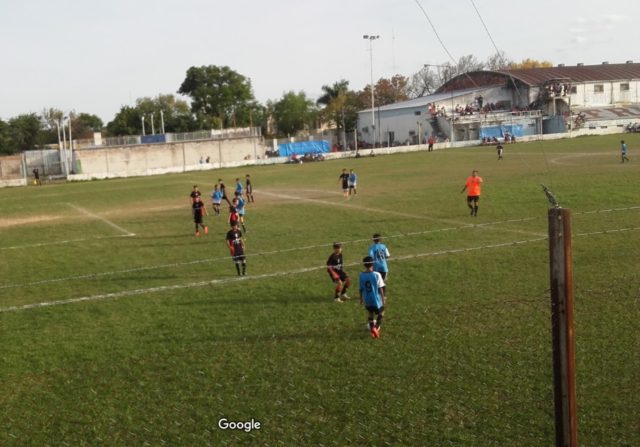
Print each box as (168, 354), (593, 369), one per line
(211, 184), (223, 215)
(359, 256), (386, 338)
(348, 169), (357, 196)
(235, 177), (244, 196)
(233, 192), (247, 232)
(368, 233), (390, 295)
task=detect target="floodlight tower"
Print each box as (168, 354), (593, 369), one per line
(363, 34), (380, 147)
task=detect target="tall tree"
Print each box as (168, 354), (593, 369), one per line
(374, 75), (409, 106)
(178, 65), (255, 129)
(508, 58), (554, 69)
(3, 114), (43, 153)
(72, 113), (104, 140)
(485, 51), (513, 71)
(106, 106), (143, 136)
(407, 67), (440, 98)
(317, 80), (350, 136)
(272, 91), (315, 137)
(136, 94), (197, 133)
(0, 118), (10, 155)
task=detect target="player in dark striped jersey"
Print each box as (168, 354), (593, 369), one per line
(226, 222), (246, 276)
(245, 174), (254, 203)
(192, 196), (208, 236)
(326, 242), (350, 302)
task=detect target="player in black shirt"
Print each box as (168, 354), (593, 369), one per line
(218, 178), (232, 206)
(190, 184), (201, 204)
(338, 169), (349, 198)
(245, 174), (254, 203)
(326, 242), (350, 302)
(192, 196), (208, 236)
(226, 222), (246, 276)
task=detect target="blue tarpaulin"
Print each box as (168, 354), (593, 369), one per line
(479, 124), (524, 139)
(277, 140), (330, 157)
(141, 134), (167, 144)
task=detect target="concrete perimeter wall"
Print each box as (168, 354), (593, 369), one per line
(71, 136), (263, 180)
(0, 128), (631, 188)
(0, 155), (26, 187)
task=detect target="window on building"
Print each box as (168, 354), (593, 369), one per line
(620, 83), (630, 91)
(362, 127), (369, 134)
(594, 84), (604, 93)
(570, 86), (577, 94)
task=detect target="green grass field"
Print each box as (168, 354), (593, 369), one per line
(1, 134), (638, 446)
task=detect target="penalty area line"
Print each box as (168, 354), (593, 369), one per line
(66, 203), (135, 236)
(0, 236), (548, 314)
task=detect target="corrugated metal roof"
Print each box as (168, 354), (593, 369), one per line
(498, 63), (640, 86)
(359, 87), (486, 113)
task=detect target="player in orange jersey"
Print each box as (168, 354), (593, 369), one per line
(460, 170), (483, 217)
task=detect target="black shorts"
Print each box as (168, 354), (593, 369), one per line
(232, 253), (246, 263)
(194, 215), (203, 224)
(365, 305), (384, 314)
(328, 269), (348, 283)
(376, 271), (388, 281)
(467, 195), (480, 203)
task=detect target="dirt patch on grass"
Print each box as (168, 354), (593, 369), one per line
(0, 215), (63, 228)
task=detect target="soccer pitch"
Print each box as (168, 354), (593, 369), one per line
(1, 134), (638, 446)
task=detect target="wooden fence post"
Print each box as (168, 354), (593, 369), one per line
(548, 207), (578, 447)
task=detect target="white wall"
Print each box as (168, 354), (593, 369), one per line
(71, 137), (264, 180)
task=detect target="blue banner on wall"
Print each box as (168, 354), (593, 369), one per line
(277, 140), (330, 157)
(479, 124), (524, 139)
(141, 134), (167, 144)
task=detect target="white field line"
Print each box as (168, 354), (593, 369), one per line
(261, 189), (545, 237)
(3, 226), (640, 314)
(3, 205), (640, 290)
(548, 151), (613, 166)
(66, 203), (135, 236)
(0, 234), (133, 251)
(0, 236), (549, 313)
(0, 216), (538, 290)
(574, 205), (640, 216)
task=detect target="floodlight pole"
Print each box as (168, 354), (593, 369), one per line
(548, 206), (578, 447)
(363, 34), (379, 147)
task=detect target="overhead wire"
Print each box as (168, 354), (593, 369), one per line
(412, 0), (479, 88)
(468, 0), (555, 195)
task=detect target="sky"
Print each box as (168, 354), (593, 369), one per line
(1, 0), (639, 123)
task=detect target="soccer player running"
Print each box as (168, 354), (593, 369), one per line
(496, 142), (504, 160)
(620, 140), (630, 163)
(218, 178), (232, 206)
(368, 233), (390, 295)
(192, 196), (208, 236)
(226, 222), (246, 276)
(235, 177), (243, 197)
(359, 256), (386, 339)
(339, 168), (349, 198)
(348, 169), (358, 196)
(234, 192), (247, 233)
(326, 242), (351, 302)
(228, 203), (240, 228)
(460, 170), (483, 217)
(245, 174), (255, 203)
(211, 184), (222, 215)
(190, 184), (201, 204)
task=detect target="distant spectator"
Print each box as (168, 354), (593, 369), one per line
(32, 168), (41, 186)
